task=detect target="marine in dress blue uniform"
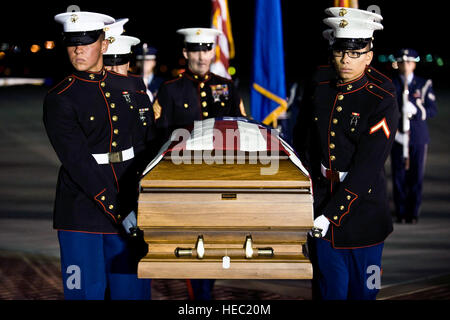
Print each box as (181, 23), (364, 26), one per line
(154, 28), (246, 148)
(44, 11), (150, 299)
(103, 19), (157, 158)
(391, 49), (437, 224)
(153, 28), (246, 300)
(294, 7), (399, 300)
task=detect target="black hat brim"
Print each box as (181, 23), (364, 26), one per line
(63, 30), (103, 47)
(331, 38), (372, 50)
(103, 54), (131, 66)
(184, 42), (214, 52)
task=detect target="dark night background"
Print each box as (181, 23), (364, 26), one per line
(0, 0), (448, 92)
(1, 1), (450, 299)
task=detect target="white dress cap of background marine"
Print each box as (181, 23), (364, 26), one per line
(104, 35), (140, 56)
(102, 17), (140, 66)
(104, 18), (129, 42)
(176, 28), (222, 51)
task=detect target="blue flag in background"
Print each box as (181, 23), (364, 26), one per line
(250, 0), (286, 127)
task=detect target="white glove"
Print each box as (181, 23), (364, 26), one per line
(395, 131), (405, 144)
(122, 211), (137, 234)
(402, 101), (417, 116)
(312, 215), (330, 238)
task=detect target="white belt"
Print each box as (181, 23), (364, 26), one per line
(92, 147), (134, 164)
(321, 163), (348, 182)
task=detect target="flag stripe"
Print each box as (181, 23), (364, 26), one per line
(211, 0), (234, 79)
(237, 121), (268, 152)
(186, 118), (216, 150)
(166, 119), (289, 153)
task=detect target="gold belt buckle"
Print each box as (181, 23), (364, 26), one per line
(326, 169), (340, 182)
(108, 151), (123, 163)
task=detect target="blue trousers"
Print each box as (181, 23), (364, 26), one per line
(58, 231), (151, 300)
(190, 279), (215, 300)
(315, 239), (384, 300)
(391, 142), (427, 220)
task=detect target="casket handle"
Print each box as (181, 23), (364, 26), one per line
(257, 248), (274, 257)
(174, 235), (204, 259)
(174, 235), (274, 259)
(174, 247), (192, 257)
(244, 235), (254, 258)
(196, 235), (205, 259)
(244, 235), (274, 258)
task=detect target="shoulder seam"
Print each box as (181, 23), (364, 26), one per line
(57, 80), (75, 95)
(163, 76), (183, 85)
(71, 74), (98, 83)
(48, 76), (72, 94)
(370, 82), (395, 98)
(365, 82), (395, 100)
(368, 67), (392, 82)
(365, 83), (383, 99)
(366, 71), (382, 83)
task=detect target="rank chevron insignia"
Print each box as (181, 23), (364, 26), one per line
(369, 117), (390, 139)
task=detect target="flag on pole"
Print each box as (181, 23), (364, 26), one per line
(250, 0), (286, 127)
(211, 0), (235, 79)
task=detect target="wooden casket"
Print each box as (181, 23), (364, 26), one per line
(137, 118), (313, 279)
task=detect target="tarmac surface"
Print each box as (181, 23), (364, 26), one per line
(0, 85), (449, 300)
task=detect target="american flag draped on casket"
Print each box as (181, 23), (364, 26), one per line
(142, 117), (309, 177)
(137, 117), (314, 279)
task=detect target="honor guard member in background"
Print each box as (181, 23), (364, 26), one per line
(391, 48), (437, 224)
(43, 11), (151, 300)
(103, 17), (157, 265)
(294, 7), (399, 300)
(103, 18), (136, 76)
(135, 43), (165, 101)
(154, 27), (246, 146)
(103, 18), (157, 154)
(154, 27), (246, 300)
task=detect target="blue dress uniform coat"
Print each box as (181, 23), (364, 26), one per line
(295, 65), (399, 248)
(128, 73), (156, 145)
(127, 72), (159, 165)
(43, 69), (147, 233)
(153, 69), (245, 143)
(391, 74), (437, 220)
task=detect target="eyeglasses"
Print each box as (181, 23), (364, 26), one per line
(332, 50), (371, 59)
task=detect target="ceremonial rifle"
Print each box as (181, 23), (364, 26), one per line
(402, 77), (411, 170)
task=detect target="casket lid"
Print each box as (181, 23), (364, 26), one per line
(141, 118), (310, 188)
